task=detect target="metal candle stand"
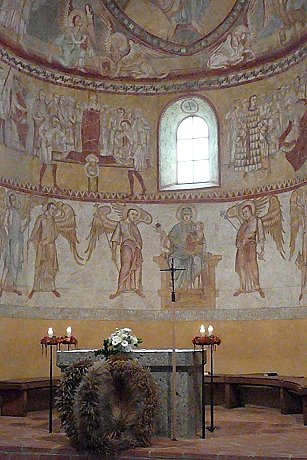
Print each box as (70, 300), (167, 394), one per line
(192, 335), (221, 439)
(40, 335), (78, 433)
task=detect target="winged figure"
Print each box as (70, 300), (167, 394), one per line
(54, 1), (99, 69)
(0, 189), (45, 298)
(289, 189), (306, 301)
(28, 200), (83, 299)
(224, 195), (285, 298)
(85, 203), (152, 299)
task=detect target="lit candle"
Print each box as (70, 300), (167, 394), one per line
(200, 324), (206, 337)
(66, 326), (72, 338)
(47, 327), (54, 338)
(208, 325), (214, 336)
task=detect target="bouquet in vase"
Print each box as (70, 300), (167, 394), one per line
(95, 327), (143, 359)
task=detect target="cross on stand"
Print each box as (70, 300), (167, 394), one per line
(160, 258), (185, 440)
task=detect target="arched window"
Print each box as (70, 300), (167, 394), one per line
(159, 97), (219, 190)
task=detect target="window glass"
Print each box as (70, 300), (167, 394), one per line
(159, 97), (219, 190)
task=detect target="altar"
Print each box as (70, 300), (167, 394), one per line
(57, 348), (203, 438)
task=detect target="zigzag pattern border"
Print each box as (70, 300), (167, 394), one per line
(0, 175), (306, 204)
(0, 43), (305, 94)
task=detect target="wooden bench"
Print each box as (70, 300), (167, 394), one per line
(0, 378), (60, 417)
(203, 374), (307, 425)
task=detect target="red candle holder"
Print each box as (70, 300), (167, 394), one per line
(192, 335), (221, 347)
(192, 334), (221, 437)
(40, 334), (78, 433)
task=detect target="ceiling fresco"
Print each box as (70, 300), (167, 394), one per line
(0, 0), (305, 89)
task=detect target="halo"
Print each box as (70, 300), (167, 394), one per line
(176, 204), (197, 222)
(43, 200), (62, 216)
(122, 205), (141, 220)
(238, 200), (255, 219)
(68, 9), (86, 28)
(6, 190), (19, 208)
(122, 205), (152, 225)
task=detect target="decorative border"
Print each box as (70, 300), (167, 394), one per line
(0, 303), (306, 321)
(104, 0), (246, 55)
(0, 41), (305, 94)
(0, 174), (306, 204)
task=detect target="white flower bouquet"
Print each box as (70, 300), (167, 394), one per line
(95, 327), (143, 359)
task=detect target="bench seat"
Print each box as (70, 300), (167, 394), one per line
(203, 374), (307, 425)
(0, 378), (60, 417)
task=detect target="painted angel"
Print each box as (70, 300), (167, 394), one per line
(289, 189), (306, 301)
(223, 196), (285, 298)
(28, 201), (83, 299)
(54, 2), (98, 69)
(0, 189), (40, 298)
(85, 203), (152, 299)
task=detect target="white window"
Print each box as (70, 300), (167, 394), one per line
(159, 97), (219, 190)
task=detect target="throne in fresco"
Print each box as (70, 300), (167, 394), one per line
(153, 251), (222, 310)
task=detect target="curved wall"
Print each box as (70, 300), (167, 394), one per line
(0, 28), (306, 378)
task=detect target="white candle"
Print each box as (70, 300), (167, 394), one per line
(200, 324), (206, 337)
(47, 327), (53, 338)
(208, 325), (214, 336)
(66, 326), (72, 338)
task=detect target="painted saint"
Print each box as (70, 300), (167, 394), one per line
(0, 191), (29, 297)
(289, 189), (306, 301)
(54, 4), (97, 70)
(224, 196), (285, 298)
(167, 205), (206, 290)
(85, 203), (152, 299)
(28, 201), (83, 299)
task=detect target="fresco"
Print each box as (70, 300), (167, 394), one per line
(0, 67), (152, 193)
(153, 204), (222, 309)
(223, 196), (285, 299)
(289, 189), (306, 301)
(0, 186), (306, 316)
(0, 63), (305, 201)
(226, 74), (307, 175)
(0, 0), (305, 84)
(85, 203), (152, 299)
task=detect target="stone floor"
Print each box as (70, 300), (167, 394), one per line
(0, 406), (306, 459)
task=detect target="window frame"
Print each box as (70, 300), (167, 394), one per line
(158, 96), (220, 191)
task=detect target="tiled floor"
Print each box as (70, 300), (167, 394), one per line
(0, 406), (306, 459)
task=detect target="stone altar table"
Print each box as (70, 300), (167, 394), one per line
(57, 349), (203, 438)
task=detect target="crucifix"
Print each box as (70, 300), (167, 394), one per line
(160, 258), (185, 440)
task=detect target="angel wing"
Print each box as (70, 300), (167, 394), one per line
(0, 188), (6, 259)
(85, 205), (117, 261)
(17, 194), (48, 222)
(112, 203), (152, 226)
(261, 195), (285, 259)
(254, 196), (269, 217)
(54, 202), (83, 265)
(246, 0), (261, 39)
(58, 0), (74, 30)
(0, 188), (6, 227)
(98, 9), (115, 55)
(289, 190), (305, 260)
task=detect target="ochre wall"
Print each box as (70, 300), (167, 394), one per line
(1, 318), (306, 380)
(0, 2), (306, 382)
